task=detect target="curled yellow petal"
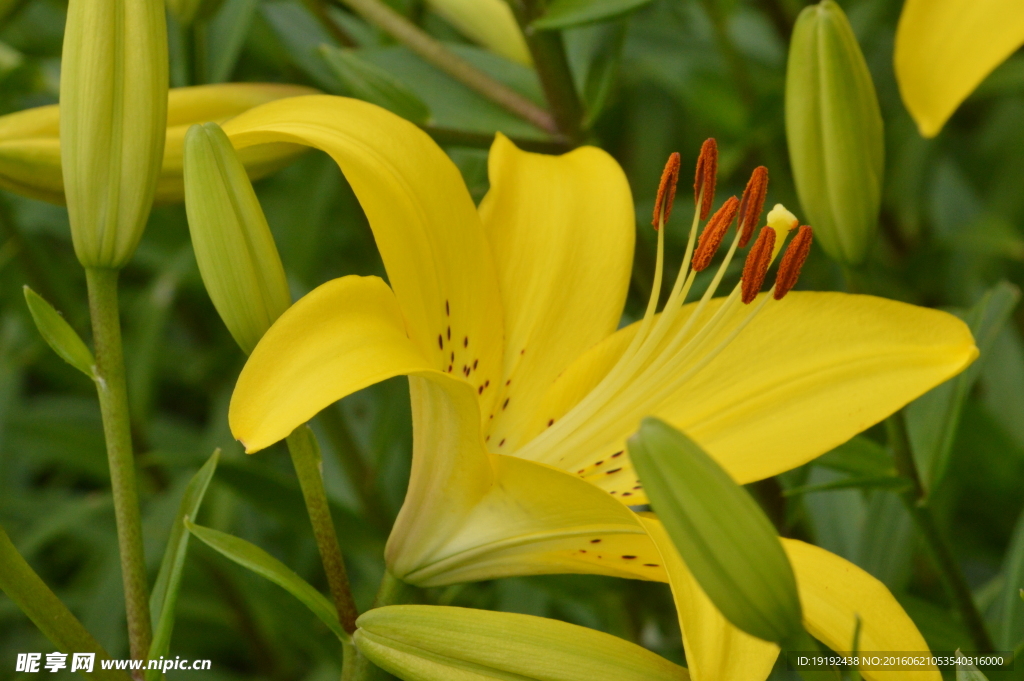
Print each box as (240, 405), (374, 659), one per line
(784, 539), (940, 681)
(230, 275), (433, 452)
(481, 133), (634, 453)
(895, 0), (1024, 137)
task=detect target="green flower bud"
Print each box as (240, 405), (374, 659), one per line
(354, 605), (688, 681)
(785, 0), (884, 266)
(0, 84), (313, 206)
(628, 418), (803, 645)
(183, 122), (290, 355)
(60, 0), (169, 268)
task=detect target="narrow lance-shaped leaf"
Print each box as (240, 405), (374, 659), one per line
(0, 523), (131, 681)
(995, 509), (1024, 650)
(184, 519), (348, 642)
(532, 0), (655, 30)
(319, 46), (432, 126)
(628, 417), (802, 644)
(906, 281), (1020, 494)
(146, 450), (220, 681)
(23, 285), (95, 379)
(355, 605), (690, 681)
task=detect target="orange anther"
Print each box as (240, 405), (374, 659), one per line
(652, 152), (681, 228)
(774, 226), (813, 300)
(738, 166), (768, 247)
(692, 196), (739, 272)
(693, 138), (718, 220)
(741, 227), (775, 304)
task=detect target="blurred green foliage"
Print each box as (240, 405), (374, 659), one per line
(1, 0), (1024, 678)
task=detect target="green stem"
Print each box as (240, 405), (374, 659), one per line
(332, 0), (559, 135)
(887, 414), (995, 653)
(0, 524), (131, 681)
(506, 0), (585, 142)
(286, 425), (359, 634)
(345, 572), (417, 681)
(86, 268), (152, 673)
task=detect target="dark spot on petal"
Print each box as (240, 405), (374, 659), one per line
(520, 348), (525, 355)
(622, 556), (636, 560)
(579, 550), (586, 553)
(484, 380), (490, 387)
(485, 435), (490, 442)
(633, 485), (642, 490)
(478, 386), (484, 394)
(547, 419), (554, 427)
(438, 335), (443, 349)
(590, 539), (602, 544)
(450, 351), (454, 362)
(502, 398), (509, 410)
(595, 460), (604, 466)
(612, 451), (623, 458)
(505, 379), (511, 386)
(447, 326), (451, 340)
(473, 359), (478, 370)
(644, 564), (659, 568)
(447, 365), (453, 372)
(622, 492), (632, 497)
(499, 438), (505, 446)
(577, 469), (585, 475)
(463, 336), (468, 348)
(445, 300), (449, 316)
(606, 468), (622, 475)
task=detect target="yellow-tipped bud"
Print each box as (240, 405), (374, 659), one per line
(60, 0), (169, 268)
(785, 0), (883, 266)
(425, 0), (532, 66)
(183, 122), (290, 355)
(0, 84), (314, 207)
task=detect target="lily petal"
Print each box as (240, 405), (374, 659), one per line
(230, 275), (434, 452)
(529, 292), (976, 498)
(783, 538), (941, 681)
(895, 0), (1024, 137)
(641, 516), (780, 681)
(388, 375), (666, 587)
(223, 95), (505, 414)
(481, 133), (635, 453)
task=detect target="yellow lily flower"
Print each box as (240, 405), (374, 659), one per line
(0, 83), (315, 205)
(895, 0), (1024, 137)
(218, 95), (968, 680)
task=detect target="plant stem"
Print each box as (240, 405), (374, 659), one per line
(346, 572), (417, 681)
(332, 0), (559, 135)
(286, 425), (359, 634)
(85, 267), (152, 674)
(887, 413), (995, 653)
(506, 0), (585, 142)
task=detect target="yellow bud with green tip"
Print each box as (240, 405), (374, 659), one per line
(785, 0), (884, 266)
(60, 0), (169, 268)
(354, 605), (689, 681)
(183, 121), (290, 356)
(0, 84), (314, 207)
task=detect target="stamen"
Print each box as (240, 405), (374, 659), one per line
(652, 152), (681, 228)
(692, 196), (739, 272)
(741, 227), (775, 304)
(693, 138), (718, 220)
(773, 226), (813, 300)
(737, 166), (768, 247)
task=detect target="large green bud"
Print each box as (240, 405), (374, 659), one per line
(183, 122), (290, 356)
(60, 0), (168, 269)
(785, 0), (884, 266)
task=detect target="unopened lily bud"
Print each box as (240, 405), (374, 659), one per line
(355, 605), (688, 681)
(183, 122), (290, 355)
(785, 0), (883, 266)
(426, 0), (531, 66)
(0, 84), (313, 206)
(629, 418), (803, 645)
(60, 0), (169, 268)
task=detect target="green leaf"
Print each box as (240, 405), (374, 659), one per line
(995, 510), (1024, 650)
(906, 281), (1021, 493)
(23, 285), (95, 379)
(956, 650), (990, 681)
(355, 605), (689, 681)
(628, 417), (802, 644)
(532, 0), (654, 30)
(146, 450), (220, 681)
(782, 475), (911, 496)
(184, 518), (348, 642)
(814, 436), (896, 478)
(581, 22), (626, 129)
(0, 523), (131, 681)
(320, 45), (432, 125)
